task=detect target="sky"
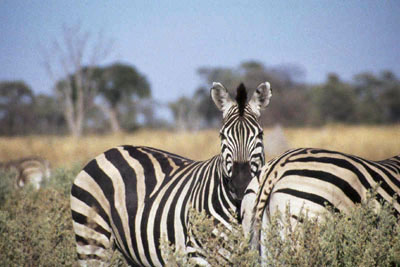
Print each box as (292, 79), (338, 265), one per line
(1, 0), (399, 107)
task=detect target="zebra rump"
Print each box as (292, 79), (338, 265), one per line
(0, 156), (51, 189)
(241, 148), (400, 250)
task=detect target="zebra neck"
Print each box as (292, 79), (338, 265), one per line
(215, 155), (240, 218)
(190, 155), (238, 224)
(215, 154), (225, 178)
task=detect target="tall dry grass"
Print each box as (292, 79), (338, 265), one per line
(284, 124), (400, 160)
(0, 125), (399, 266)
(0, 125), (399, 168)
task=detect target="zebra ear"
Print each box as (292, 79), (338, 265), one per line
(211, 82), (234, 117)
(248, 82), (272, 117)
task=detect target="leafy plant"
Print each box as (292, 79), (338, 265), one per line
(261, 193), (400, 267)
(1, 166), (398, 266)
(163, 192), (399, 267)
(161, 208), (259, 266)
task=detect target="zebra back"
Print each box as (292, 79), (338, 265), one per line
(246, 148), (400, 248)
(71, 82), (273, 266)
(0, 156), (51, 189)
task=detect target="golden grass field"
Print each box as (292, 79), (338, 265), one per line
(0, 124), (399, 266)
(0, 124), (399, 168)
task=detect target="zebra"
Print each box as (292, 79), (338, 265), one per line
(0, 156), (51, 189)
(70, 81), (272, 266)
(241, 148), (400, 251)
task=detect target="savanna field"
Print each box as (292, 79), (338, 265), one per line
(2, 125), (400, 167)
(1, 125), (400, 266)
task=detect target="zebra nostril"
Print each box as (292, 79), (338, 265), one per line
(230, 162), (252, 200)
(232, 161), (251, 170)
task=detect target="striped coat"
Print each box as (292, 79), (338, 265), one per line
(0, 156), (51, 189)
(242, 148), (400, 249)
(71, 82), (272, 266)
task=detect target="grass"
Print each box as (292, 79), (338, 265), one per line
(284, 124), (400, 160)
(0, 124), (399, 266)
(0, 130), (220, 168)
(0, 125), (399, 168)
(0, 168), (78, 266)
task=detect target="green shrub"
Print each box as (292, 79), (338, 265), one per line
(43, 164), (81, 196)
(0, 170), (15, 205)
(161, 208), (259, 266)
(1, 166), (399, 267)
(163, 194), (399, 267)
(0, 188), (76, 266)
(0, 167), (79, 266)
(261, 194), (400, 267)
(0, 166), (129, 266)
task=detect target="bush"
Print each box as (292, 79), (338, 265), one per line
(0, 170), (15, 205)
(0, 187), (76, 265)
(1, 166), (398, 266)
(261, 194), (400, 267)
(43, 164), (81, 196)
(0, 167), (78, 266)
(163, 194), (400, 266)
(0, 166), (129, 266)
(161, 208), (259, 266)
(0, 166), (76, 266)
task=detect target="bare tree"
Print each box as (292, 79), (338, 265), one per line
(41, 23), (113, 137)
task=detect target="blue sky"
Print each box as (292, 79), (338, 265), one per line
(1, 0), (399, 105)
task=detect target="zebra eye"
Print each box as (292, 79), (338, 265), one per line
(257, 131), (264, 139)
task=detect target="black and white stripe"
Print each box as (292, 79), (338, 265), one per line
(0, 156), (51, 189)
(243, 148), (400, 249)
(70, 81), (272, 266)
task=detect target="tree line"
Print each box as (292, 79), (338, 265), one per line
(2, 23), (398, 136)
(0, 62), (152, 136)
(1, 59), (399, 136)
(170, 61), (400, 130)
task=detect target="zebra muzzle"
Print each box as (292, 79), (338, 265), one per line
(230, 162), (252, 201)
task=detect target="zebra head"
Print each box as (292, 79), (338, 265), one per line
(211, 82), (272, 201)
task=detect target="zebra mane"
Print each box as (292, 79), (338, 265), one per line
(235, 83), (247, 116)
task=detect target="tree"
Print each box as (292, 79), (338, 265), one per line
(193, 87), (220, 127)
(194, 68), (240, 127)
(194, 61), (309, 127)
(353, 72), (384, 123)
(168, 96), (201, 131)
(353, 71), (400, 124)
(96, 63), (151, 133)
(32, 94), (66, 134)
(310, 73), (357, 125)
(0, 81), (34, 135)
(239, 61), (309, 126)
(379, 71), (400, 123)
(197, 67), (241, 93)
(239, 61), (278, 90)
(42, 23), (112, 137)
